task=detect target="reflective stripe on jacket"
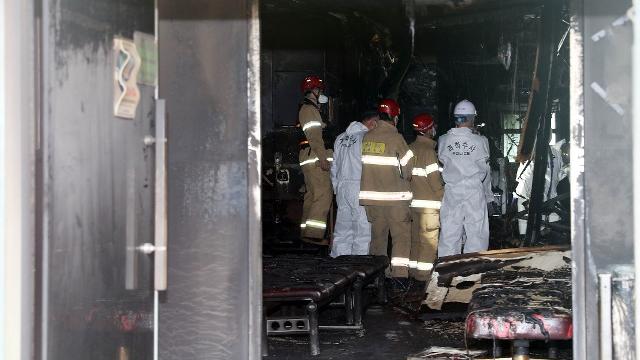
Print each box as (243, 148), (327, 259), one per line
(299, 100), (329, 162)
(409, 136), (444, 209)
(359, 121), (414, 206)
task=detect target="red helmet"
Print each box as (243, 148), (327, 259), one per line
(301, 75), (325, 93)
(377, 99), (401, 118)
(412, 113), (435, 132)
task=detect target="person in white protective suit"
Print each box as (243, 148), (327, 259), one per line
(330, 111), (379, 256)
(514, 139), (568, 236)
(438, 100), (494, 257)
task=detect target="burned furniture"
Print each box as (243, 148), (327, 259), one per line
(262, 255), (389, 356)
(328, 255), (390, 316)
(465, 266), (572, 359)
(423, 247), (572, 359)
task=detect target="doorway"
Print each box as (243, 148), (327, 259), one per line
(259, 0), (574, 359)
(20, 0), (636, 359)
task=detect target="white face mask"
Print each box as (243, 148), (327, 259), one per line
(318, 94), (329, 104)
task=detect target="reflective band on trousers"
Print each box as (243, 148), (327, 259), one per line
(300, 157), (334, 166)
(305, 219), (327, 229)
(410, 199), (442, 209)
(300, 223), (307, 229)
(408, 261), (433, 271)
(359, 191), (413, 201)
(391, 257), (411, 267)
(412, 163), (440, 177)
(361, 150), (414, 166)
(302, 121), (322, 132)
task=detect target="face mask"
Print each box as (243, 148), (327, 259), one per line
(318, 94), (329, 104)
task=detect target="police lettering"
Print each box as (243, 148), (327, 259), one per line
(448, 142), (476, 155)
(339, 135), (358, 148)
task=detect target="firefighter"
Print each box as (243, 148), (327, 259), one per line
(298, 75), (333, 244)
(408, 113), (444, 282)
(330, 111), (378, 257)
(438, 100), (492, 257)
(359, 99), (414, 279)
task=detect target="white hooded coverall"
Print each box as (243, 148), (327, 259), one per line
(515, 139), (567, 235)
(438, 128), (492, 257)
(330, 121), (372, 257)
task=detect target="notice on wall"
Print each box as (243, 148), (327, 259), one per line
(114, 38), (142, 119)
(134, 31), (157, 86)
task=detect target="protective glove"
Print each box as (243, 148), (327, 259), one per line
(319, 159), (331, 171)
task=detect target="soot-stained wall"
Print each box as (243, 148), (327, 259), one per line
(158, 1), (260, 358)
(41, 0), (155, 358)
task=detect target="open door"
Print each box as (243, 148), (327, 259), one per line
(36, 0), (158, 358)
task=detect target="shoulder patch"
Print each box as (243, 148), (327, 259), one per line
(362, 141), (386, 155)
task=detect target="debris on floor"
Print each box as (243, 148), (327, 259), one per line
(422, 320), (466, 342)
(406, 347), (487, 359)
(265, 247), (573, 359)
(266, 306), (467, 360)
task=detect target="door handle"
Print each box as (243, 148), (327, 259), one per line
(137, 243), (166, 255)
(153, 99), (168, 291)
(599, 273), (612, 360)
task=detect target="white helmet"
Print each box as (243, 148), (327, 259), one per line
(453, 100), (477, 116)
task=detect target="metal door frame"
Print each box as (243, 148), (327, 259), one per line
(248, 0), (263, 358)
(571, 0), (638, 358)
(569, 0), (587, 358)
(632, 0), (640, 354)
(1, 0), (36, 359)
(157, 0), (262, 358)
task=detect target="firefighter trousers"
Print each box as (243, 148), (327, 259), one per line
(365, 205), (411, 278)
(300, 149), (333, 239)
(410, 209), (440, 281)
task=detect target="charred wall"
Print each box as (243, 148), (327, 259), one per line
(259, 1), (568, 194)
(260, 13), (367, 135)
(260, 0), (414, 136)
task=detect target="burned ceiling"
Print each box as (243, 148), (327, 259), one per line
(261, 0), (545, 27)
(260, 0), (568, 157)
